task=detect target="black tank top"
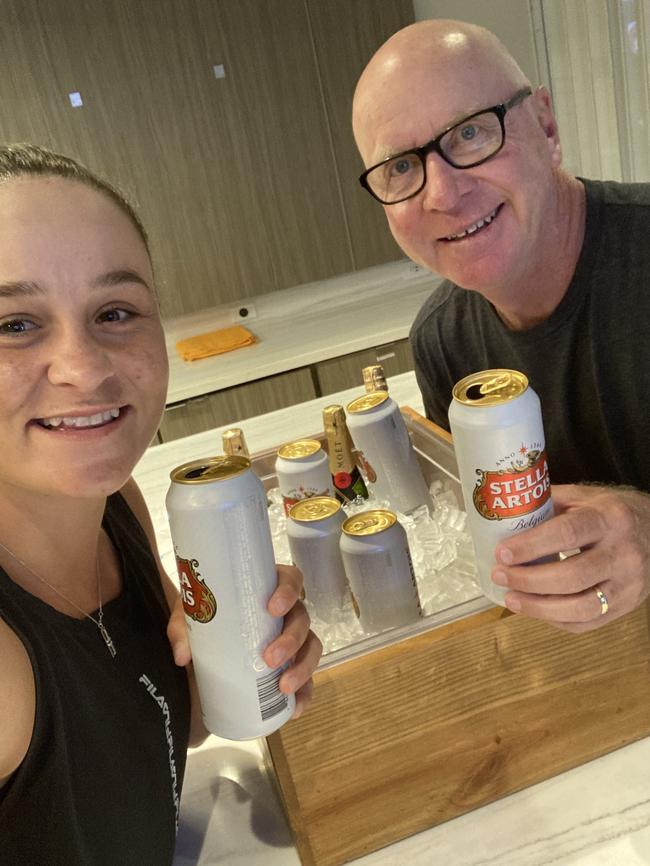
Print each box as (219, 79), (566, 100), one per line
(0, 492), (191, 866)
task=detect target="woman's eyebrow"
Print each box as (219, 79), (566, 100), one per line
(0, 280), (43, 298)
(91, 269), (152, 291)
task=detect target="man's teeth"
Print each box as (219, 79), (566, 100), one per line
(446, 208), (498, 240)
(41, 408), (120, 429)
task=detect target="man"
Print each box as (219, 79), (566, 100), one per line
(352, 19), (650, 632)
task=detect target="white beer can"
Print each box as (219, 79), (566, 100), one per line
(345, 392), (431, 514)
(287, 496), (349, 622)
(275, 439), (333, 516)
(448, 369), (554, 607)
(166, 455), (295, 740)
(340, 509), (422, 633)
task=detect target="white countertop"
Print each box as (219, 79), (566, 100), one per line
(163, 260), (440, 404)
(133, 373), (650, 866)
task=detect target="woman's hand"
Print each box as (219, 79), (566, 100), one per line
(263, 563), (323, 719)
(167, 563), (322, 719)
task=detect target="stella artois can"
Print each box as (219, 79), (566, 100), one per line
(323, 404), (368, 503)
(275, 439), (333, 516)
(287, 496), (349, 622)
(166, 455), (295, 740)
(345, 392), (431, 514)
(448, 369), (554, 606)
(222, 427), (250, 458)
(362, 364), (388, 393)
(340, 509), (422, 633)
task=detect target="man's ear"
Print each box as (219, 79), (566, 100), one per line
(533, 85), (562, 167)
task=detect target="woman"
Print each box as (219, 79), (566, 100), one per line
(0, 144), (321, 864)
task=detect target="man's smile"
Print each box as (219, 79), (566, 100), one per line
(440, 204), (503, 242)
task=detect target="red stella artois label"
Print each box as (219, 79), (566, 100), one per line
(175, 554), (217, 623)
(473, 447), (551, 521)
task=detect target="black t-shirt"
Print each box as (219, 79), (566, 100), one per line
(410, 178), (650, 490)
(0, 493), (191, 866)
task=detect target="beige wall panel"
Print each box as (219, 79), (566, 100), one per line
(158, 366), (317, 441)
(0, 0), (354, 317)
(315, 338), (414, 396)
(306, 0), (414, 270)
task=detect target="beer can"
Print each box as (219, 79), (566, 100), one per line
(345, 392), (431, 514)
(448, 369), (554, 607)
(275, 439), (333, 516)
(287, 496), (349, 622)
(166, 455), (295, 740)
(340, 509), (422, 633)
(362, 364), (388, 393)
(222, 427), (249, 458)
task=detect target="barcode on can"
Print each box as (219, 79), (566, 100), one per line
(256, 668), (289, 721)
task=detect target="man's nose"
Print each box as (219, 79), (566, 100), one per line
(420, 152), (466, 211)
(47, 327), (116, 390)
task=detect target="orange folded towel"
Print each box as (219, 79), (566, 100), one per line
(176, 325), (257, 362)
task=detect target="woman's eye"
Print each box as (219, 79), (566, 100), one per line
(0, 318), (36, 335)
(97, 307), (132, 324)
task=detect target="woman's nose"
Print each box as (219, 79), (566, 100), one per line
(47, 327), (116, 390)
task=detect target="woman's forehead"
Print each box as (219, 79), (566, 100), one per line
(0, 177), (153, 284)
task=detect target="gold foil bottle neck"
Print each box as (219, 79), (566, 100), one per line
(452, 369), (529, 407)
(346, 391), (390, 414)
(363, 365), (388, 393)
(278, 439), (322, 460)
(222, 427), (250, 458)
(170, 455), (250, 484)
(322, 404), (346, 429)
(289, 496), (341, 522)
(342, 509), (397, 536)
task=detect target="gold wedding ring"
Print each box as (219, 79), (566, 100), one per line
(594, 586), (609, 616)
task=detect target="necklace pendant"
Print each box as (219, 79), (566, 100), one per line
(98, 622), (117, 658)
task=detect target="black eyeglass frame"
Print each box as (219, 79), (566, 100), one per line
(359, 86), (533, 205)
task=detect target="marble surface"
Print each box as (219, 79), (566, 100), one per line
(132, 375), (650, 866)
(162, 259), (440, 404)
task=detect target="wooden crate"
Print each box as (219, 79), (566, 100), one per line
(258, 409), (650, 866)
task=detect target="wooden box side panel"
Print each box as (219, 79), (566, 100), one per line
(267, 602), (650, 866)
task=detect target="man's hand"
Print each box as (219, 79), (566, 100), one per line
(491, 484), (650, 633)
(167, 563), (322, 719)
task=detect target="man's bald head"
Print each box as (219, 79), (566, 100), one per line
(349, 19), (573, 307)
(353, 20), (530, 166)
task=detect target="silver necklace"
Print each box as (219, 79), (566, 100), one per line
(0, 537), (117, 658)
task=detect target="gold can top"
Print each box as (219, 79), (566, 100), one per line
(362, 365), (388, 393)
(322, 404), (345, 427)
(346, 391), (389, 414)
(452, 369), (529, 407)
(222, 427), (249, 458)
(288, 496), (341, 522)
(342, 509), (397, 536)
(277, 439), (322, 460)
(170, 454), (250, 484)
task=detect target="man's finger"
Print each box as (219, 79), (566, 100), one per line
(504, 582), (614, 623)
(495, 505), (606, 565)
(492, 545), (615, 595)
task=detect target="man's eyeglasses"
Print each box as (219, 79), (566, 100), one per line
(359, 87), (533, 205)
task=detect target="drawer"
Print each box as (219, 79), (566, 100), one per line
(158, 367), (317, 442)
(315, 338), (413, 396)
